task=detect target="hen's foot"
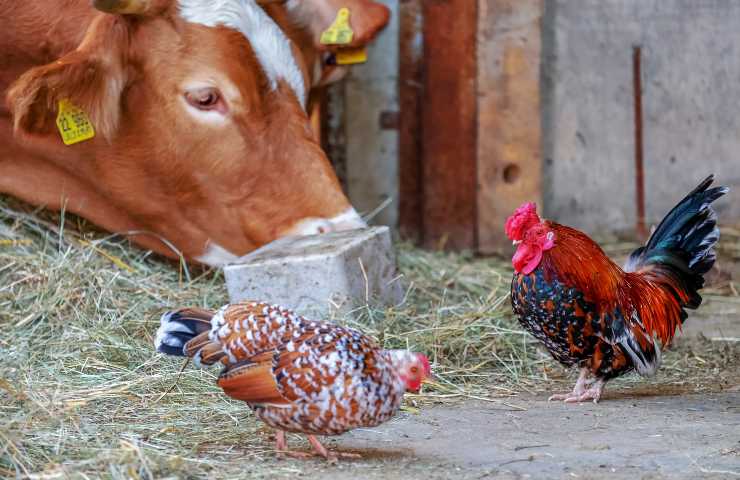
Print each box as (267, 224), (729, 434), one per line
(275, 431), (320, 460)
(308, 435), (362, 463)
(276, 433), (361, 463)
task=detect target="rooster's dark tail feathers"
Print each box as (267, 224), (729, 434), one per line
(625, 174), (729, 311)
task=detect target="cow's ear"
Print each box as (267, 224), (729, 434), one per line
(287, 0), (390, 50)
(6, 16), (128, 142)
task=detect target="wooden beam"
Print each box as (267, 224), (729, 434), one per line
(420, 0), (479, 250)
(476, 0), (543, 254)
(398, 0), (424, 243)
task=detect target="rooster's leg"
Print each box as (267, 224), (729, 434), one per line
(307, 435), (362, 462)
(548, 368), (591, 401)
(563, 379), (605, 404)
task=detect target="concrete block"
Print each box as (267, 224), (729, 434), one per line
(223, 227), (404, 318)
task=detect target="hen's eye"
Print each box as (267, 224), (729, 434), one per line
(185, 87), (223, 111)
(410, 367), (419, 374)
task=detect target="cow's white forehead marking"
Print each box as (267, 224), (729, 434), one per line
(178, 0), (306, 106)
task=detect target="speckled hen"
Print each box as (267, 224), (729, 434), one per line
(154, 301), (431, 460)
(506, 175), (728, 403)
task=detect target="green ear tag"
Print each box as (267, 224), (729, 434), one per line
(320, 8), (354, 45)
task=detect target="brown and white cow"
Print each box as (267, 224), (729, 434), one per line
(0, 0), (389, 266)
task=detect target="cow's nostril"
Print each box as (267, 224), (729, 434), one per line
(287, 217), (347, 237)
(314, 220), (334, 235)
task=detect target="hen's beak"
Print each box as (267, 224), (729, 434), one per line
(512, 240), (522, 245)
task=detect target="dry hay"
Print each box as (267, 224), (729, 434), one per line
(1, 197), (738, 478)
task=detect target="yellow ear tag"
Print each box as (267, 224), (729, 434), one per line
(336, 46), (368, 65)
(56, 99), (95, 146)
(320, 7), (354, 45)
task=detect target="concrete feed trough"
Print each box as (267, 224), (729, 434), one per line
(223, 226), (404, 318)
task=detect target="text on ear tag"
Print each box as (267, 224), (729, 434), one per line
(56, 99), (95, 146)
(320, 7), (354, 45)
(336, 47), (368, 65)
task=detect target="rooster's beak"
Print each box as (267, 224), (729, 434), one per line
(512, 240), (522, 245)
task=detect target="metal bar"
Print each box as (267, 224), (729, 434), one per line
(633, 46), (647, 239)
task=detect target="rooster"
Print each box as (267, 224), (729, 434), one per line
(154, 301), (431, 461)
(506, 175), (728, 403)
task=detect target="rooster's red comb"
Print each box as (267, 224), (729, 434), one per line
(515, 202), (537, 216)
(505, 202), (541, 240)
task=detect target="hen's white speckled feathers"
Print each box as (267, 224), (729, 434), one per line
(156, 301), (407, 436)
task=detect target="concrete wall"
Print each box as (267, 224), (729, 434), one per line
(542, 0), (740, 237)
(338, 0), (740, 242)
(343, 0), (400, 228)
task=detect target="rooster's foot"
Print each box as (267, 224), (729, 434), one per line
(549, 370), (605, 404)
(552, 380), (605, 404)
(548, 368), (588, 401)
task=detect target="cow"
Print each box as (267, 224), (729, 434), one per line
(0, 0), (390, 266)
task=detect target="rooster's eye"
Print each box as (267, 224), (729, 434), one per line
(410, 367), (419, 374)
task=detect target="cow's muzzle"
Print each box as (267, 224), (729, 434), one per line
(287, 207), (367, 236)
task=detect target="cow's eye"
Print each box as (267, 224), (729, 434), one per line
(185, 87), (223, 111)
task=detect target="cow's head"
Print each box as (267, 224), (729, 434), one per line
(6, 0), (389, 266)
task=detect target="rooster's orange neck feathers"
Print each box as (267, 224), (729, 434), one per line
(537, 223), (683, 344)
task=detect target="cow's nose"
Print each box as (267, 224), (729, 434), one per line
(327, 207), (367, 231)
(287, 208), (367, 237)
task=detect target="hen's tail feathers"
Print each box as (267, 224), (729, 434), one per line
(155, 308), (226, 366)
(625, 174), (729, 311)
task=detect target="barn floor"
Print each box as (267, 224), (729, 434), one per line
(1, 200), (739, 479)
(3, 287), (737, 480)
(203, 328), (740, 480)
(231, 307), (740, 480)
(315, 391), (740, 480)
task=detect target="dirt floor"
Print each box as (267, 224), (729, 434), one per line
(326, 391), (740, 480)
(218, 304), (740, 480)
(248, 380), (740, 480)
(2, 206), (739, 479)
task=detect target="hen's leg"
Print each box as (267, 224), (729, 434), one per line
(548, 368), (592, 401)
(275, 431), (314, 459)
(307, 435), (362, 462)
(276, 430), (287, 451)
